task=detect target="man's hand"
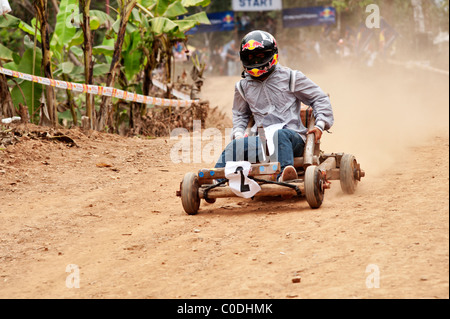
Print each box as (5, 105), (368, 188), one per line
(307, 127), (323, 143)
(234, 132), (245, 140)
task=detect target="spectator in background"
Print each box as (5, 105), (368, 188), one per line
(173, 42), (187, 62)
(237, 13), (253, 39)
(210, 44), (225, 75)
(225, 40), (240, 76)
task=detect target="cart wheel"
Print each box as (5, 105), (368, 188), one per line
(340, 154), (359, 194)
(304, 165), (324, 209)
(181, 172), (200, 215)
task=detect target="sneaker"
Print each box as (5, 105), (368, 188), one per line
(278, 165), (298, 182)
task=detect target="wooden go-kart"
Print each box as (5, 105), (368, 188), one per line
(176, 106), (365, 215)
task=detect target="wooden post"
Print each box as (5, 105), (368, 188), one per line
(303, 115), (316, 167)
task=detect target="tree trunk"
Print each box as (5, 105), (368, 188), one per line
(0, 70), (15, 119)
(80, 0), (94, 129)
(33, 0), (56, 127)
(96, 0), (137, 132)
(62, 74), (78, 126)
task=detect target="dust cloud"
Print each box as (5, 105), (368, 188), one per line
(307, 62), (449, 176)
(203, 60), (449, 177)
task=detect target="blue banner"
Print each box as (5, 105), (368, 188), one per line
(186, 11), (235, 34)
(282, 6), (336, 28)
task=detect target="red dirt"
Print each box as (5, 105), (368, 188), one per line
(0, 64), (448, 299)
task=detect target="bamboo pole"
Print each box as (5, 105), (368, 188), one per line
(96, 0), (137, 131)
(80, 0), (94, 129)
(33, 0), (56, 127)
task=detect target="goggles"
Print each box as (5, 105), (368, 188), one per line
(240, 50), (275, 68)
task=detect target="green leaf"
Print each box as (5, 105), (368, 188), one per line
(131, 7), (142, 23)
(54, 61), (75, 77)
(70, 46), (84, 57)
(23, 35), (35, 50)
(173, 19), (198, 33)
(150, 16), (179, 35)
(92, 45), (115, 56)
(183, 11), (210, 25)
(93, 63), (111, 77)
(181, 0), (210, 7)
(61, 61), (75, 74)
(126, 21), (138, 33)
(123, 31), (143, 81)
(12, 53), (21, 65)
(90, 16), (101, 30)
(140, 0), (157, 8)
(68, 30), (84, 47)
(111, 19), (121, 33)
(0, 14), (20, 28)
(90, 10), (115, 26)
(0, 15), (41, 42)
(174, 11), (209, 34)
(155, 0), (171, 16)
(8, 48), (43, 76)
(54, 0), (80, 47)
(66, 65), (85, 82)
(18, 20), (41, 43)
(0, 43), (13, 61)
(7, 48), (43, 117)
(163, 1), (188, 18)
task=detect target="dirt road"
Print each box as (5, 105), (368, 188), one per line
(0, 63), (448, 299)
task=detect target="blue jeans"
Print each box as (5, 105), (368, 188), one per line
(215, 129), (305, 173)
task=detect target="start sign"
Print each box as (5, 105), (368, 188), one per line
(232, 0), (282, 12)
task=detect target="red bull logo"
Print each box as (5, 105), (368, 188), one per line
(270, 53), (278, 68)
(320, 7), (335, 19)
(246, 54), (278, 77)
(242, 40), (264, 51)
(247, 68), (267, 77)
(223, 14), (233, 24)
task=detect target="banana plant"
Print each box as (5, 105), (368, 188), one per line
(0, 13), (43, 123)
(0, 0), (113, 126)
(96, 0), (211, 132)
(1, 0), (211, 131)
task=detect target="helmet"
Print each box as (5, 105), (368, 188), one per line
(239, 30), (278, 78)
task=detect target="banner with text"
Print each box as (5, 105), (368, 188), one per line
(282, 6), (336, 28)
(186, 11), (235, 34)
(232, 0), (282, 12)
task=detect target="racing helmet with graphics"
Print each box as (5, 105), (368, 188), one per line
(239, 30), (278, 79)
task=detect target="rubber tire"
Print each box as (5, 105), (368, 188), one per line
(340, 154), (358, 194)
(304, 165), (324, 209)
(181, 172), (200, 215)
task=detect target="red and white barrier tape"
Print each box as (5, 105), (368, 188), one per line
(0, 67), (198, 107)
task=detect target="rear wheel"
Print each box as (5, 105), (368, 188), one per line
(181, 172), (200, 215)
(340, 154), (359, 194)
(304, 165), (325, 209)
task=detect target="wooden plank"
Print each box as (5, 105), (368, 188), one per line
(293, 156), (319, 167)
(326, 169), (341, 180)
(197, 162), (281, 183)
(199, 182), (305, 199)
(318, 156), (336, 171)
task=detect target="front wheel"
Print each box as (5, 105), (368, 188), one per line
(180, 172), (200, 215)
(304, 165), (325, 209)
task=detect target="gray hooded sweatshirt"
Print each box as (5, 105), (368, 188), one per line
(232, 64), (334, 142)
